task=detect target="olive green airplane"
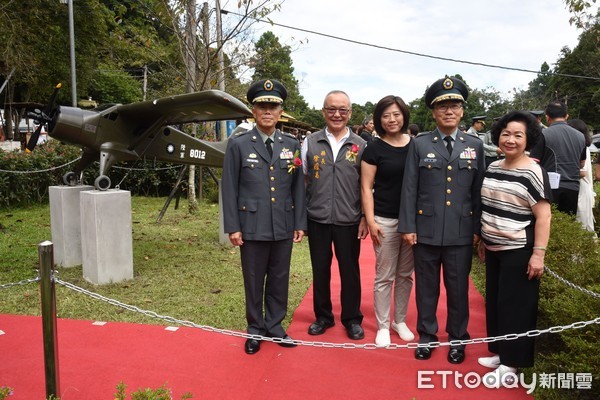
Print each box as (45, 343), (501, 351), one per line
(26, 84), (252, 190)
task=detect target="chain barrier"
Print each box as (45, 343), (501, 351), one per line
(0, 157), (81, 174)
(545, 265), (600, 298)
(53, 276), (599, 350)
(112, 165), (180, 172)
(0, 158), (180, 175)
(0, 276), (40, 289)
(3, 263), (598, 350)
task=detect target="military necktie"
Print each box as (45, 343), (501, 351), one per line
(265, 137), (273, 158)
(444, 136), (453, 156)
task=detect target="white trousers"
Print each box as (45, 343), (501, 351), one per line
(372, 216), (415, 329)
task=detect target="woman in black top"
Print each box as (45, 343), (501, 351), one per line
(361, 95), (414, 347)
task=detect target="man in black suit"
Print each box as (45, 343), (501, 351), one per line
(399, 76), (485, 364)
(222, 79), (307, 354)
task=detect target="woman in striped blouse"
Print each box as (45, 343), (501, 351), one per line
(477, 111), (552, 380)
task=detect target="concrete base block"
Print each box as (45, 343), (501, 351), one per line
(49, 185), (94, 267)
(80, 189), (133, 285)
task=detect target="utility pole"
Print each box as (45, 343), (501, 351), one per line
(67, 0), (76, 106)
(215, 0), (227, 141)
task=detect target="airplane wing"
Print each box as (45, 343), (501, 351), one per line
(117, 89), (252, 125)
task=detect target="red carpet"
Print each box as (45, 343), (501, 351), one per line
(0, 237), (532, 399)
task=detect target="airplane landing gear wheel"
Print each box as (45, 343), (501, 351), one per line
(63, 172), (79, 186)
(94, 175), (111, 191)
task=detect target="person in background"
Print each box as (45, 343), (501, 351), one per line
(302, 90), (368, 340)
(568, 119), (596, 233)
(359, 116), (376, 144)
(399, 76), (485, 364)
(479, 123), (504, 168)
(222, 79), (307, 355)
(529, 110), (547, 129)
(361, 95), (415, 347)
(466, 116), (486, 139)
(477, 110), (551, 380)
(529, 100), (586, 215)
(408, 123), (420, 137)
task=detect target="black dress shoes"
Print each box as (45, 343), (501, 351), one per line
(276, 335), (297, 348)
(415, 347), (433, 360)
(308, 320), (335, 335)
(448, 348), (465, 364)
(346, 323), (365, 340)
(244, 338), (261, 355)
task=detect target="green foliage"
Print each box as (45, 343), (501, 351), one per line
(548, 23), (600, 127)
(472, 207), (600, 400)
(0, 141), (81, 208)
(0, 386), (14, 399)
(562, 0), (599, 29)
(115, 381), (192, 400)
(0, 141), (220, 209)
(89, 63), (143, 104)
(533, 210), (600, 400)
(348, 102), (375, 128)
(252, 31), (310, 116)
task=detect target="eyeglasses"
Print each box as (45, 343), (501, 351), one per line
(323, 107), (351, 116)
(434, 104), (463, 113)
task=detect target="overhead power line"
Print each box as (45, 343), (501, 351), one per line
(221, 9), (600, 82)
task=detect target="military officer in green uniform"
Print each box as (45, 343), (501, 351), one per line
(222, 79), (307, 355)
(399, 76), (485, 364)
(466, 115), (486, 138)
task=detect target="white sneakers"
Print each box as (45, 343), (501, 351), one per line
(479, 355), (517, 384)
(375, 328), (391, 347)
(478, 355), (501, 369)
(391, 321), (415, 342)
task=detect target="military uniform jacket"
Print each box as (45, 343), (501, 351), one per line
(222, 127), (307, 241)
(398, 129), (485, 246)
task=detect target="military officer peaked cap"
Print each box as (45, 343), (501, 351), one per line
(529, 110), (544, 117)
(472, 115), (486, 125)
(425, 75), (469, 109)
(247, 79), (288, 104)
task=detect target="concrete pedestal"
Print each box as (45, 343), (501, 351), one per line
(80, 189), (133, 285)
(49, 185), (94, 267)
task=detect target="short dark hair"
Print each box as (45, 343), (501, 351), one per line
(491, 110), (542, 151)
(567, 118), (591, 146)
(408, 123), (420, 136)
(545, 100), (568, 119)
(373, 95), (410, 136)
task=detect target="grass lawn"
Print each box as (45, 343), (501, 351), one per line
(0, 197), (313, 331)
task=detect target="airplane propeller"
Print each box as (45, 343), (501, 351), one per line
(26, 83), (62, 152)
